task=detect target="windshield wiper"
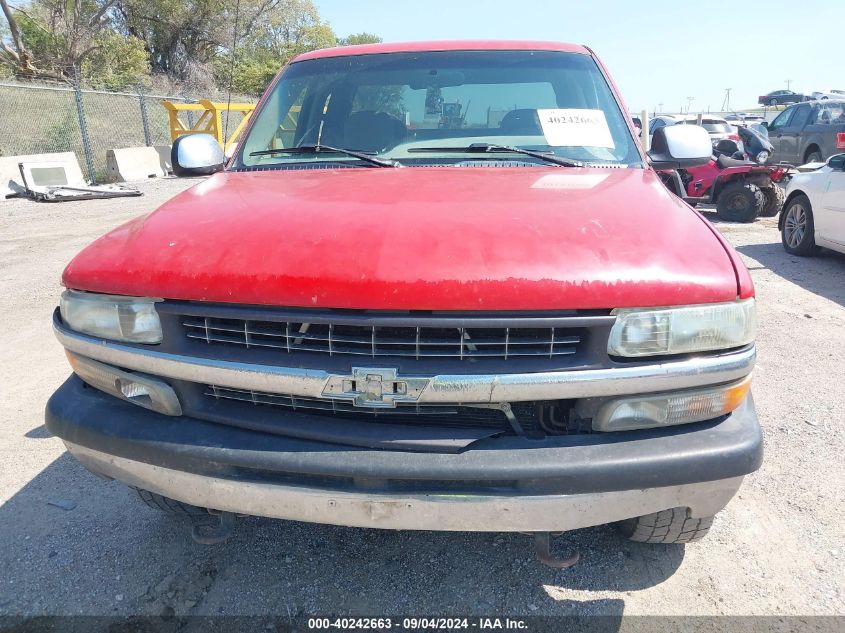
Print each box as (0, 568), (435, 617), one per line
(249, 144), (401, 168)
(408, 143), (583, 167)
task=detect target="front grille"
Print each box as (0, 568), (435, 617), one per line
(163, 305), (612, 444)
(204, 385), (591, 436)
(206, 384), (514, 429)
(183, 317), (581, 360)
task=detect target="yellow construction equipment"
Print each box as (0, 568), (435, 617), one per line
(162, 99), (256, 153)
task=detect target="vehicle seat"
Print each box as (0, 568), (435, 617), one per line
(344, 111), (406, 152)
(715, 139), (739, 156)
(716, 154), (755, 169)
(499, 109), (542, 135)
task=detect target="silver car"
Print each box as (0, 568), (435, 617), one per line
(675, 115), (741, 149)
(811, 89), (845, 101)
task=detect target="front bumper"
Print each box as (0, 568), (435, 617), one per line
(47, 377), (763, 532)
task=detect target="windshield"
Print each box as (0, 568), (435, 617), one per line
(678, 119), (732, 134)
(234, 50), (640, 169)
(701, 122), (733, 133)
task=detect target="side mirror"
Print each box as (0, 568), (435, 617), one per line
(648, 124), (712, 169)
(760, 121), (769, 129)
(171, 133), (225, 177)
(828, 153), (845, 171)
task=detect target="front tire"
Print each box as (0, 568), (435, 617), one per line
(134, 487), (209, 515)
(760, 185), (785, 217)
(782, 194), (819, 256)
(769, 98), (777, 106)
(804, 150), (822, 164)
(716, 181), (764, 222)
(617, 508), (714, 544)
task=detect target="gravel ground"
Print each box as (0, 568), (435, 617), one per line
(0, 178), (842, 618)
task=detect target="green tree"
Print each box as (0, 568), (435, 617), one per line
(217, 24), (386, 96)
(219, 55), (278, 95)
(1, 0), (150, 85)
(247, 0), (335, 59)
(212, 0), (339, 95)
(337, 32), (381, 46)
(117, 0), (336, 89)
(0, 0), (38, 76)
(2, 0), (381, 93)
(0, 18), (12, 77)
(81, 31), (149, 89)
(116, 0), (225, 81)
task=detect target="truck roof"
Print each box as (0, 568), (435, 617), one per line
(292, 40), (590, 63)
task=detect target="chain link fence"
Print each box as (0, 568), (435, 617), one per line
(0, 81), (255, 183)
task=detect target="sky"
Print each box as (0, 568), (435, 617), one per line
(315, 0), (844, 114)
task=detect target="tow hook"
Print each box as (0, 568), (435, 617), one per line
(189, 510), (236, 545)
(533, 532), (580, 569)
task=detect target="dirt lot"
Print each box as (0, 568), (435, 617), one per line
(0, 178), (842, 619)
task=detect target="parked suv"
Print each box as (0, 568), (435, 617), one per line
(765, 100), (845, 164)
(47, 41), (761, 564)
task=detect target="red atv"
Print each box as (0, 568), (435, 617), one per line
(659, 125), (791, 222)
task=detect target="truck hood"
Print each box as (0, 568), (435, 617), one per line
(63, 167), (740, 310)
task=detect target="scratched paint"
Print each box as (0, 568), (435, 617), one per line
(62, 166), (749, 310)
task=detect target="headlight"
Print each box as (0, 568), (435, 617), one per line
(607, 299), (755, 357)
(756, 150), (770, 164)
(60, 290), (162, 343)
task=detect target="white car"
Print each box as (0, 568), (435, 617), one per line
(674, 115), (741, 148)
(724, 113), (765, 127)
(810, 89), (845, 101)
(780, 153), (845, 256)
(648, 114), (741, 151)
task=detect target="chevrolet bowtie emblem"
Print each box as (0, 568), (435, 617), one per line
(321, 368), (430, 408)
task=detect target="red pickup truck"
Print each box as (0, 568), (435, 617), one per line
(46, 41), (761, 565)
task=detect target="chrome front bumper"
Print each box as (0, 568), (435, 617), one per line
(66, 442), (744, 532)
(53, 316), (756, 404)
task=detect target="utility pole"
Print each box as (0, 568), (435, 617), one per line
(658, 102), (664, 114)
(721, 88), (731, 112)
(786, 79), (792, 91)
(686, 96), (695, 114)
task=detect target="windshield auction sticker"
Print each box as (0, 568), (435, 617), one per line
(537, 108), (615, 148)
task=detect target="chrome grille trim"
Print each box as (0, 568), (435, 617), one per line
(206, 385), (505, 420)
(53, 312), (756, 405)
(181, 317), (581, 359)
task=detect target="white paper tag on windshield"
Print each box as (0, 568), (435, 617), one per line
(537, 109), (615, 148)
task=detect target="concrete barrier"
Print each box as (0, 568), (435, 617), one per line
(0, 152), (84, 199)
(154, 145), (173, 175)
(106, 146), (172, 183)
